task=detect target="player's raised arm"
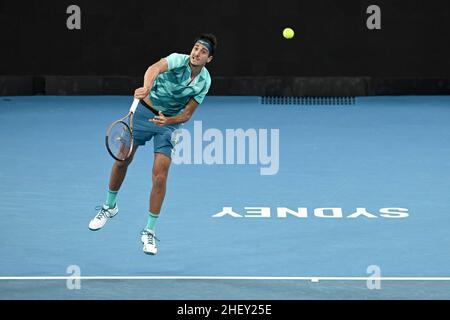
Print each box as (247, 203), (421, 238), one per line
(134, 58), (169, 99)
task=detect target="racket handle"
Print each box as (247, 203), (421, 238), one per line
(130, 98), (140, 113)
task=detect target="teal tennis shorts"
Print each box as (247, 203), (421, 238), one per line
(132, 103), (181, 159)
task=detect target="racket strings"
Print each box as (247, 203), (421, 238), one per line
(106, 120), (133, 161)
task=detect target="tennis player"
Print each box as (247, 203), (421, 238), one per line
(89, 34), (216, 255)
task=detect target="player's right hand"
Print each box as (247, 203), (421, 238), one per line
(134, 87), (150, 99)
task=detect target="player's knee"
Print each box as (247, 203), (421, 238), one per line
(115, 157), (133, 168)
(152, 173), (167, 188)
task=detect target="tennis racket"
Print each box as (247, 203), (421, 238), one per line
(105, 98), (140, 161)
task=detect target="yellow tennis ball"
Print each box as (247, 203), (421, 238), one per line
(283, 28), (294, 39)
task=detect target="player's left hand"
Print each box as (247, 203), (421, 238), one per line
(150, 111), (169, 126)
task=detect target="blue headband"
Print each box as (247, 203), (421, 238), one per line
(195, 39), (214, 56)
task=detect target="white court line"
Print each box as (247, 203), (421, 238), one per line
(1, 276), (450, 281)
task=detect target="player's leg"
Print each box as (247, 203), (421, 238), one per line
(104, 145), (139, 209)
(150, 152), (171, 214)
(109, 145), (139, 192)
(141, 152), (171, 255)
(88, 147), (139, 231)
(141, 126), (178, 255)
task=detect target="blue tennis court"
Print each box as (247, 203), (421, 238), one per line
(1, 95), (450, 299)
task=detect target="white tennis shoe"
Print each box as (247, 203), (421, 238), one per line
(141, 229), (158, 255)
(88, 204), (119, 231)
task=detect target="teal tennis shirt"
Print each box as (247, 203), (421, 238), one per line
(149, 53), (212, 116)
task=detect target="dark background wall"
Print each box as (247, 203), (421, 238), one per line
(2, 0), (450, 95)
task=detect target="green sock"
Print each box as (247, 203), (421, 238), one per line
(105, 190), (118, 209)
(145, 212), (159, 231)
